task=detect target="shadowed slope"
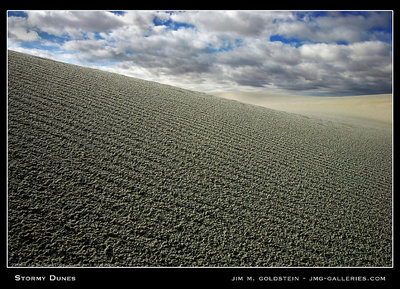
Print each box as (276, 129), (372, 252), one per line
(8, 50), (392, 267)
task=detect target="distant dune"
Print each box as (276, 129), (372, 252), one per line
(8, 50), (392, 267)
(211, 92), (392, 129)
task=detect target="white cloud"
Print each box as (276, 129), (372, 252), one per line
(121, 10), (158, 34)
(299, 43), (348, 62)
(8, 16), (39, 42)
(26, 10), (126, 38)
(171, 10), (292, 36)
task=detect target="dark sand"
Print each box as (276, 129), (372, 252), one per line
(8, 50), (392, 267)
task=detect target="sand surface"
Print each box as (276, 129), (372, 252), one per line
(211, 92), (392, 129)
(8, 51), (392, 268)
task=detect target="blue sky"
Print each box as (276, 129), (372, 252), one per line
(7, 10), (392, 96)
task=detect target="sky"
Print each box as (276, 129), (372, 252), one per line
(7, 10), (393, 96)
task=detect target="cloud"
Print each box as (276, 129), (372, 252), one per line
(7, 10), (392, 96)
(26, 10), (126, 38)
(275, 11), (392, 44)
(8, 16), (39, 42)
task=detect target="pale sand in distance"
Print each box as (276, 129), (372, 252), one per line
(211, 92), (392, 129)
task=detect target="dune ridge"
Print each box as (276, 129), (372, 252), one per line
(211, 91), (392, 129)
(8, 50), (392, 267)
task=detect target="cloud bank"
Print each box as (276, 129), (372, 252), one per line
(8, 10), (392, 96)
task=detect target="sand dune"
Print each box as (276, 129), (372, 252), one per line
(8, 51), (392, 267)
(211, 92), (392, 128)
